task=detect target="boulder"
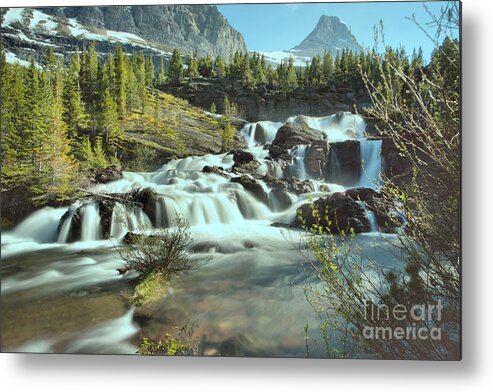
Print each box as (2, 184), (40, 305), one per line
(263, 176), (314, 195)
(231, 176), (269, 205)
(295, 192), (371, 234)
(94, 165), (123, 184)
(202, 165), (227, 176)
(324, 140), (361, 186)
(304, 140), (329, 178)
(269, 121), (323, 158)
(232, 150), (255, 166)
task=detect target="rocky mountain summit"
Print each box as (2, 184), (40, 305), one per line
(292, 15), (361, 57)
(1, 5), (247, 64)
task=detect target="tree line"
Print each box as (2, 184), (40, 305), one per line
(165, 46), (426, 95)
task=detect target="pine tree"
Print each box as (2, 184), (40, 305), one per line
(221, 121), (235, 152)
(157, 56), (166, 85)
(135, 52), (146, 113)
(186, 49), (199, 79)
(92, 136), (108, 169)
(322, 51), (335, 84)
(145, 52), (155, 87)
(214, 55), (226, 77)
(210, 102), (216, 114)
(80, 42), (100, 132)
(80, 135), (94, 172)
(198, 54), (213, 77)
(37, 64), (77, 201)
(98, 63), (122, 156)
(168, 48), (184, 85)
(223, 95), (231, 116)
(63, 52), (89, 154)
(114, 45), (128, 119)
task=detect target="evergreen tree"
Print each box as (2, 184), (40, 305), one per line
(63, 52), (89, 154)
(145, 52), (155, 87)
(98, 63), (122, 156)
(92, 136), (108, 169)
(322, 51), (335, 84)
(214, 55), (226, 77)
(157, 56), (166, 85)
(186, 49), (199, 78)
(114, 45), (128, 119)
(135, 52), (146, 113)
(168, 49), (184, 85)
(198, 54), (213, 77)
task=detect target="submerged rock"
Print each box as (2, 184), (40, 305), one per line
(231, 176), (269, 205)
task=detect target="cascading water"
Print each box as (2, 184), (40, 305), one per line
(359, 139), (383, 189)
(2, 111), (389, 355)
(290, 145), (308, 180)
(81, 203), (102, 241)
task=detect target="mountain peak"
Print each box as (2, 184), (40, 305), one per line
(292, 15), (360, 57)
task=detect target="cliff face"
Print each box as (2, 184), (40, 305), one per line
(1, 5), (248, 63)
(292, 15), (361, 56)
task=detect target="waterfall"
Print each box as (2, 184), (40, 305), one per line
(12, 208), (67, 244)
(57, 203), (81, 243)
(241, 121), (282, 146)
(290, 145), (308, 180)
(81, 203), (101, 241)
(5, 112), (384, 247)
(359, 139), (382, 189)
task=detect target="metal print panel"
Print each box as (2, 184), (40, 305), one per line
(0, 1), (461, 359)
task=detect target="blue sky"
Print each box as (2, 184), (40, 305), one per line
(218, 1), (456, 60)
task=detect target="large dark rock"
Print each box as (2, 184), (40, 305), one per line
(94, 165), (123, 184)
(232, 150), (255, 166)
(263, 176), (314, 195)
(294, 187), (403, 234)
(304, 140), (330, 178)
(231, 176), (269, 205)
(324, 140), (361, 186)
(295, 192), (371, 234)
(269, 121), (323, 158)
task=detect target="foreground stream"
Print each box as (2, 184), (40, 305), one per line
(1, 112), (401, 356)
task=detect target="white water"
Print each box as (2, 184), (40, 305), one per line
(359, 139), (383, 188)
(1, 111), (387, 355)
(81, 203), (101, 241)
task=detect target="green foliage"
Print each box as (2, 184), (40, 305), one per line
(156, 56), (166, 85)
(209, 101), (217, 114)
(168, 48), (184, 85)
(138, 325), (198, 356)
(221, 121), (235, 152)
(92, 137), (108, 170)
(186, 49), (199, 78)
(118, 216), (196, 280)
